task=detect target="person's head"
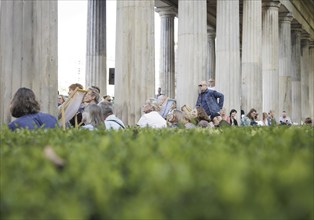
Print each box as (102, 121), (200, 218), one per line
(157, 87), (161, 95)
(83, 88), (100, 104)
(58, 95), (65, 106)
(196, 106), (209, 121)
(220, 107), (227, 117)
(262, 112), (268, 120)
(91, 85), (100, 94)
(198, 81), (208, 92)
(282, 111), (287, 118)
(268, 110), (274, 117)
(98, 102), (113, 120)
(168, 110), (184, 124)
(142, 100), (159, 113)
(208, 78), (215, 88)
(304, 117), (312, 125)
(68, 83), (83, 96)
(247, 108), (257, 120)
(230, 109), (237, 118)
(82, 104), (103, 127)
(198, 120), (209, 128)
(10, 87), (40, 118)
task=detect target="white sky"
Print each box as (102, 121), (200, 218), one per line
(58, 0), (177, 96)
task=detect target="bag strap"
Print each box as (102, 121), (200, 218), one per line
(106, 120), (125, 129)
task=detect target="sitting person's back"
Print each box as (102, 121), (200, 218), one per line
(98, 102), (125, 130)
(137, 101), (167, 128)
(8, 88), (58, 131)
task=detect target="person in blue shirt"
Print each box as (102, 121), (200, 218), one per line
(8, 87), (58, 131)
(196, 81), (224, 119)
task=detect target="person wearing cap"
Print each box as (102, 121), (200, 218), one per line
(196, 81), (224, 120)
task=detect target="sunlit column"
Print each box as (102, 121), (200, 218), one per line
(241, 0), (262, 114)
(86, 0), (106, 94)
(262, 1), (280, 118)
(115, 0), (155, 126)
(156, 6), (176, 98)
(216, 0), (241, 114)
(0, 1), (58, 124)
(176, 0), (207, 109)
(278, 13), (293, 116)
(291, 25), (302, 124)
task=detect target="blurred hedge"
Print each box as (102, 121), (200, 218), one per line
(0, 126), (313, 220)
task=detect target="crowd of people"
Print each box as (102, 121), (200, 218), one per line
(6, 79), (313, 131)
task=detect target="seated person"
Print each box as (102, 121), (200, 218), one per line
(8, 87), (58, 131)
(241, 108), (258, 126)
(279, 111), (292, 125)
(81, 104), (104, 130)
(98, 102), (125, 130)
(137, 100), (167, 128)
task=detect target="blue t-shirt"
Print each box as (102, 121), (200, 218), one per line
(8, 112), (58, 131)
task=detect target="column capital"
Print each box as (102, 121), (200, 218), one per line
(279, 12), (293, 23)
(155, 6), (177, 17)
(291, 23), (303, 33)
(309, 40), (314, 49)
(262, 0), (281, 9)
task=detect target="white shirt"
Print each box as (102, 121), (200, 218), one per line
(137, 111), (167, 128)
(105, 114), (125, 130)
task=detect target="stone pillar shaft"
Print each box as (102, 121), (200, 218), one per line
(216, 0), (241, 114)
(300, 35), (310, 121)
(177, 0), (207, 109)
(0, 1), (58, 124)
(86, 0), (106, 93)
(156, 6), (176, 98)
(241, 0), (262, 114)
(279, 13), (293, 116)
(115, 1), (155, 126)
(207, 26), (216, 80)
(291, 28), (302, 124)
(309, 41), (314, 121)
(262, 1), (280, 118)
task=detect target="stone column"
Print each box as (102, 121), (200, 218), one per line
(278, 13), (293, 116)
(115, 1), (155, 126)
(207, 26), (216, 80)
(300, 33), (310, 122)
(241, 0), (262, 114)
(177, 0), (207, 109)
(86, 0), (106, 94)
(0, 1), (58, 125)
(309, 40), (314, 121)
(216, 0), (241, 114)
(291, 25), (302, 124)
(156, 6), (176, 98)
(262, 1), (280, 118)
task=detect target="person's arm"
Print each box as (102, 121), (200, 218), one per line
(195, 95), (201, 107)
(214, 91), (224, 109)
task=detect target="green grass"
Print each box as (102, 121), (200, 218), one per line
(1, 126), (313, 220)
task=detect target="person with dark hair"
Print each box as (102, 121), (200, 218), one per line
(227, 109), (238, 126)
(241, 108), (258, 126)
(8, 87), (58, 131)
(91, 85), (100, 94)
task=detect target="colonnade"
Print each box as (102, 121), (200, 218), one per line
(0, 0), (313, 126)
